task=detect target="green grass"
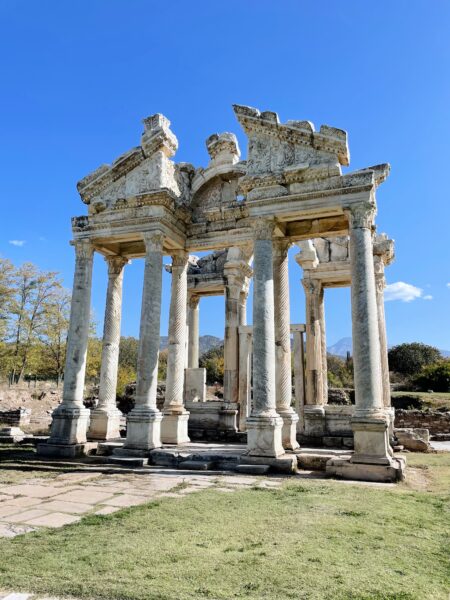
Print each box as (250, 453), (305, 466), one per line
(0, 455), (449, 599)
(391, 391), (450, 410)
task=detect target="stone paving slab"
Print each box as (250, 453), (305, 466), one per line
(0, 468), (281, 538)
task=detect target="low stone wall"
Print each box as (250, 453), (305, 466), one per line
(0, 407), (31, 427)
(394, 409), (450, 434)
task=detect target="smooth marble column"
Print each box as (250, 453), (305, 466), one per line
(319, 291), (328, 406)
(273, 240), (299, 449)
(89, 256), (128, 440)
(162, 250), (190, 444)
(292, 325), (306, 432)
(223, 271), (241, 407)
(187, 295), (200, 369)
(347, 203), (391, 463)
(238, 325), (252, 432)
(301, 278), (326, 437)
(46, 239), (94, 448)
(246, 220), (283, 457)
(124, 231), (164, 450)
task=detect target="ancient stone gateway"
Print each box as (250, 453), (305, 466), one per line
(38, 106), (405, 482)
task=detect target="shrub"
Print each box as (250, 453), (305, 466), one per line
(327, 354), (353, 388)
(388, 343), (441, 376)
(414, 361), (450, 393)
(199, 345), (224, 384)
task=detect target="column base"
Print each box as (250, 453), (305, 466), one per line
(351, 414), (393, 465)
(37, 441), (97, 458)
(88, 407), (122, 441)
(219, 404), (238, 432)
(303, 405), (326, 438)
(161, 410), (190, 444)
(124, 407), (162, 450)
(326, 455), (406, 483)
(246, 414), (284, 458)
(47, 404), (90, 445)
(278, 408), (300, 450)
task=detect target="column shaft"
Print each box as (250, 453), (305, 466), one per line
(246, 220), (283, 457)
(273, 240), (298, 449)
(88, 256), (127, 440)
(124, 232), (164, 450)
(319, 291), (328, 405)
(162, 251), (190, 443)
(187, 296), (200, 368)
(47, 239), (93, 446)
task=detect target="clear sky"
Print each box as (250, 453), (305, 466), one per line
(1, 0), (449, 350)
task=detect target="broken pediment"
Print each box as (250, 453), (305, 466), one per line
(233, 104), (350, 200)
(77, 114), (183, 213)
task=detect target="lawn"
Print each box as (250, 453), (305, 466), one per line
(0, 454), (448, 600)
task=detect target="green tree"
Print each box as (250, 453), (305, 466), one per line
(414, 360), (450, 393)
(327, 354), (354, 388)
(200, 345), (224, 384)
(0, 257), (15, 340)
(388, 343), (442, 376)
(7, 263), (62, 383)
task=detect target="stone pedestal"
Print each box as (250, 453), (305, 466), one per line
(246, 415), (284, 457)
(125, 408), (163, 450)
(124, 232), (164, 451)
(303, 405), (326, 438)
(161, 411), (190, 444)
(184, 367), (206, 403)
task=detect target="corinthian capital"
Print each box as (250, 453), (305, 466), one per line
(254, 218), (276, 240)
(171, 250), (189, 268)
(72, 239), (94, 260)
(143, 231), (165, 253)
(345, 203), (376, 230)
(272, 239), (291, 259)
(106, 255), (129, 276)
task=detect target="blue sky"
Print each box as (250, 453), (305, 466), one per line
(1, 1), (449, 349)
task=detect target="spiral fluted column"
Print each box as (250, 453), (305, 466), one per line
(124, 231), (164, 450)
(88, 255), (128, 440)
(273, 240), (299, 449)
(161, 250), (190, 444)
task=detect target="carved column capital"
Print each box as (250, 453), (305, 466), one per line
(188, 294), (200, 310)
(345, 203), (376, 230)
(143, 231), (165, 252)
(302, 278), (322, 298)
(72, 239), (94, 260)
(171, 250), (189, 268)
(105, 255), (129, 276)
(273, 239), (291, 259)
(253, 218), (276, 240)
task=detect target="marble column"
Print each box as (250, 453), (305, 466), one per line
(246, 220), (284, 457)
(319, 290), (328, 406)
(273, 240), (299, 449)
(374, 255), (395, 440)
(45, 239), (94, 451)
(238, 325), (252, 431)
(301, 278), (326, 437)
(161, 250), (190, 444)
(223, 270), (242, 407)
(187, 295), (200, 369)
(239, 287), (248, 326)
(88, 256), (128, 441)
(346, 203), (392, 464)
(124, 231), (164, 450)
(292, 325), (306, 432)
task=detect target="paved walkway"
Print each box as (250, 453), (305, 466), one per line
(0, 468), (283, 538)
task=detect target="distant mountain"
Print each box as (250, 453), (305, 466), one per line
(327, 336), (450, 358)
(327, 337), (352, 357)
(159, 335), (222, 354)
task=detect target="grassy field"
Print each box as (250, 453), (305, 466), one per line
(0, 453), (448, 600)
(391, 391), (450, 410)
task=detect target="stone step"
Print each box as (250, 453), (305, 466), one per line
(97, 441), (124, 456)
(235, 464), (270, 475)
(179, 460), (214, 471)
(296, 452), (331, 471)
(107, 456), (149, 468)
